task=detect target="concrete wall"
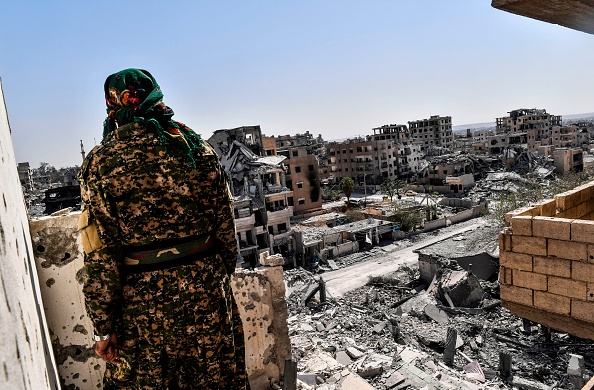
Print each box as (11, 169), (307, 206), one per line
(0, 81), (60, 389)
(500, 181), (594, 340)
(30, 211), (291, 389)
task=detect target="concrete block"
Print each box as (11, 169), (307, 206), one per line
(259, 251), (285, 267)
(511, 215), (532, 236)
(588, 245), (594, 264)
(499, 266), (513, 285)
(556, 207), (580, 219)
(548, 276), (587, 300)
(500, 285), (533, 306)
(500, 252), (532, 271)
(571, 220), (594, 244)
(534, 199), (557, 217)
(512, 236), (547, 256)
(533, 256), (571, 278)
(532, 216), (571, 240)
(505, 206), (536, 226)
(498, 233), (506, 252)
(512, 270), (547, 291)
(548, 239), (587, 261)
(556, 189), (581, 211)
(533, 291), (571, 315)
(572, 261), (594, 283)
(571, 300), (594, 323)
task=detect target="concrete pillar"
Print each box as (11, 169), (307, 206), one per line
(0, 79), (59, 389)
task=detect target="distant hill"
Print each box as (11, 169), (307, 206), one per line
(452, 122), (495, 134)
(562, 112), (594, 121)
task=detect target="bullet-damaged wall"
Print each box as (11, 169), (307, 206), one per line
(0, 80), (60, 389)
(30, 211), (291, 389)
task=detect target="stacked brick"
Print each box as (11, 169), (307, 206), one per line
(499, 181), (594, 340)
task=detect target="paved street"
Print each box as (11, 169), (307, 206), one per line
(322, 220), (485, 298)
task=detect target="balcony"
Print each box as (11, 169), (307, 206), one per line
(267, 206), (293, 223)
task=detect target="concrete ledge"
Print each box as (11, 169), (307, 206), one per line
(504, 301), (594, 340)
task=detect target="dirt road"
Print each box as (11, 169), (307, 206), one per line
(322, 220), (485, 298)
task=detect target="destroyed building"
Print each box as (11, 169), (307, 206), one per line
(408, 115), (454, 156)
(552, 147), (584, 174)
(292, 215), (394, 267)
(270, 132), (324, 217)
(17, 161), (34, 190)
(208, 126), (296, 267)
(415, 153), (488, 194)
(327, 124), (423, 190)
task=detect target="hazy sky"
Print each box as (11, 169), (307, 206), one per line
(1, 1), (593, 168)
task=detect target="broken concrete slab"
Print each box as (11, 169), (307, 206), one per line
(424, 303), (449, 323)
(345, 347), (365, 360)
(336, 369), (376, 390)
(385, 371), (406, 388)
(437, 270), (484, 308)
(335, 351), (352, 366)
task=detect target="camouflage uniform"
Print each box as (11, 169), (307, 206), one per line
(79, 120), (249, 389)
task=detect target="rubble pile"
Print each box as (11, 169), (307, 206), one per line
(285, 265), (594, 389)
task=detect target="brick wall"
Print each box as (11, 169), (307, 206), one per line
(499, 181), (594, 340)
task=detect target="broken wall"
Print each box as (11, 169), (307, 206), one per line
(0, 80), (59, 389)
(500, 181), (594, 340)
(30, 211), (291, 389)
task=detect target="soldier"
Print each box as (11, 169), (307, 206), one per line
(78, 68), (250, 389)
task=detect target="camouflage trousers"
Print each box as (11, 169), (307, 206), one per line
(104, 255), (250, 390)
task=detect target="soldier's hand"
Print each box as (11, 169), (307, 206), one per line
(95, 334), (119, 363)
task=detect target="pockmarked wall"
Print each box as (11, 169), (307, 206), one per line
(0, 80), (60, 389)
(30, 211), (291, 390)
(500, 181), (594, 340)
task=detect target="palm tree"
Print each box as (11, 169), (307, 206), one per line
(340, 177), (355, 204)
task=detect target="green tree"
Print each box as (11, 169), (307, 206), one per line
(381, 179), (405, 201)
(340, 177), (355, 204)
(392, 205), (424, 232)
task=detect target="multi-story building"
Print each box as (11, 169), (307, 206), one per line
(496, 108), (561, 141)
(271, 132), (323, 216)
(208, 126), (295, 267)
(326, 124), (423, 188)
(17, 162), (33, 191)
(408, 115), (453, 155)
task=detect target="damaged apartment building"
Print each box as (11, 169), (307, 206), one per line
(327, 123), (423, 189)
(469, 108), (588, 175)
(414, 152), (493, 194)
(208, 126), (296, 267)
(408, 115), (454, 156)
(263, 131), (325, 218)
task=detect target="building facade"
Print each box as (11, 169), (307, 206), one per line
(408, 115), (453, 155)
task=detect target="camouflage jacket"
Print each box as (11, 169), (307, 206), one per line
(78, 122), (237, 336)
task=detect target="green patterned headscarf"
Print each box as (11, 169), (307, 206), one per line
(103, 68), (204, 166)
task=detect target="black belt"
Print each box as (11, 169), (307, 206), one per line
(122, 234), (215, 273)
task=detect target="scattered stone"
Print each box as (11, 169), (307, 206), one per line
(345, 347), (365, 360)
(335, 351), (352, 366)
(424, 304), (448, 323)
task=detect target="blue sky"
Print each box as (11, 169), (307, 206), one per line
(1, 1), (593, 168)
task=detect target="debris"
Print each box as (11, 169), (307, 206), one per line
(443, 327), (457, 366)
(260, 251), (285, 267)
(499, 352), (512, 379)
(436, 269), (484, 308)
(345, 347), (365, 360)
(567, 354), (586, 389)
(463, 360), (485, 383)
(424, 304), (448, 323)
(335, 351), (352, 366)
